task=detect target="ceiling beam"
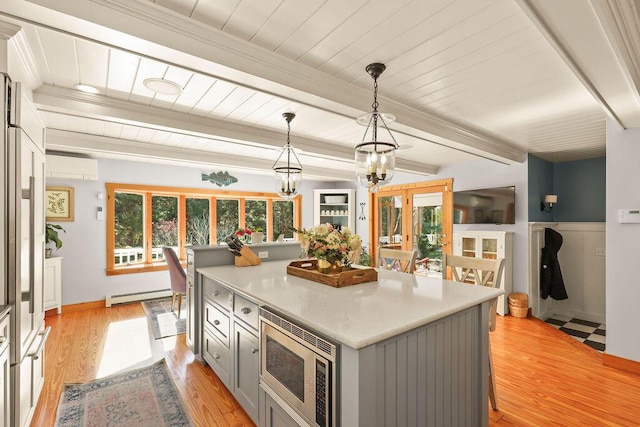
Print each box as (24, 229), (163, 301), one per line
(22, 0), (526, 164)
(34, 85), (439, 175)
(45, 129), (359, 181)
(517, 0), (640, 128)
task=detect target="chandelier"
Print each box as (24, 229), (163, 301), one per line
(273, 112), (302, 200)
(355, 63), (399, 193)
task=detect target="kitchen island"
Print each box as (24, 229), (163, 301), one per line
(198, 260), (503, 427)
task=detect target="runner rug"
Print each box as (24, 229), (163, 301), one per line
(142, 297), (186, 339)
(55, 359), (192, 427)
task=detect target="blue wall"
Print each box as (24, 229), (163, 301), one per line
(554, 157), (606, 221)
(528, 155), (605, 222)
(528, 154), (554, 222)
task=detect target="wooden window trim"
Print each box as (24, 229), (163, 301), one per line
(106, 183), (301, 276)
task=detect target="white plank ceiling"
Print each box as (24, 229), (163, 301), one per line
(2, 0), (640, 180)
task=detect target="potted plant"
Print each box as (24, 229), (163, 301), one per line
(46, 223), (65, 258)
(251, 227), (264, 244)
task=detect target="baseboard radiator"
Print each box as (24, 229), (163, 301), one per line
(105, 289), (173, 307)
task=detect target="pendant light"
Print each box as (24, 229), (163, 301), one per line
(355, 63), (399, 193)
(273, 112), (302, 200)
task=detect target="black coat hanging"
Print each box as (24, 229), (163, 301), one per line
(540, 228), (568, 300)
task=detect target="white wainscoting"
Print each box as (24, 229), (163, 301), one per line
(528, 222), (605, 323)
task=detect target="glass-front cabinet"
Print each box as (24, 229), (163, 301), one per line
(313, 189), (355, 231)
(453, 231), (513, 315)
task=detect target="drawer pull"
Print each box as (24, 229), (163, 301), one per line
(241, 307), (251, 315)
(251, 347), (259, 354)
(213, 353), (220, 360)
(213, 319), (220, 326)
(27, 327), (51, 360)
(213, 290), (219, 296)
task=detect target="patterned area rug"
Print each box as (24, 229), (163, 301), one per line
(55, 359), (192, 427)
(142, 297), (186, 339)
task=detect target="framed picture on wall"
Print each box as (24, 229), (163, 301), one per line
(46, 186), (75, 222)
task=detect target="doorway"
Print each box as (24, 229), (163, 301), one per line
(370, 179), (453, 276)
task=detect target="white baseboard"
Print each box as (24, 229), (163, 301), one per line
(105, 289), (172, 307)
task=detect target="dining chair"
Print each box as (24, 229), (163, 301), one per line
(442, 253), (505, 410)
(162, 246), (187, 317)
(377, 248), (418, 273)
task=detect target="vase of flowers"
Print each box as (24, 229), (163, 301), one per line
(235, 228), (252, 243)
(295, 224), (362, 274)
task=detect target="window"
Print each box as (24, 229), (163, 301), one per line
(106, 183), (301, 275)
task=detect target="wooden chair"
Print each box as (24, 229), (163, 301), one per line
(442, 253), (505, 410)
(377, 248), (418, 273)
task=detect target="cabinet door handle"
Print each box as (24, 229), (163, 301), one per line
(213, 353), (220, 359)
(187, 261), (193, 265)
(241, 307), (251, 315)
(213, 319), (220, 326)
(213, 290), (219, 296)
(0, 336), (5, 344)
(251, 347), (259, 354)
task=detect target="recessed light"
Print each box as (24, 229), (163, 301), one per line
(74, 83), (100, 94)
(143, 78), (183, 95)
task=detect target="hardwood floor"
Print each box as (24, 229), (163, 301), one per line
(30, 304), (254, 427)
(31, 304), (640, 426)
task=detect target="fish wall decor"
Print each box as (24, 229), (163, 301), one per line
(202, 171), (238, 187)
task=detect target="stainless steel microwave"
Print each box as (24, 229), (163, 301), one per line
(259, 308), (337, 427)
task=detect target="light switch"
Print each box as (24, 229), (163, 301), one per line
(97, 206), (104, 220)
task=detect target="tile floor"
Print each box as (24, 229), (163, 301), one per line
(545, 314), (606, 352)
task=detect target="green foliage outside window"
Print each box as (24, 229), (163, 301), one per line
(273, 200), (294, 240)
(115, 193), (143, 248)
(186, 198), (210, 246)
(152, 195), (179, 247)
(216, 199), (239, 243)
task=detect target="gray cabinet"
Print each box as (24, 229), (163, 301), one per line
(199, 274), (261, 425)
(261, 391), (300, 427)
(185, 251), (195, 351)
(233, 322), (259, 423)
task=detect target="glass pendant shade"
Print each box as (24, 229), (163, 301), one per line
(355, 137), (396, 194)
(355, 63), (398, 193)
(273, 113), (302, 200)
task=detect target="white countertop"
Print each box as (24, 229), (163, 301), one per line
(198, 260), (503, 350)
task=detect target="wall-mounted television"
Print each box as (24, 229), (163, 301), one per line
(453, 186), (516, 224)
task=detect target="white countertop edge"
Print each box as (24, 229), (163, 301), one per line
(198, 261), (504, 350)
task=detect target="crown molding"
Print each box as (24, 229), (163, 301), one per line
(0, 18), (20, 40)
(9, 29), (41, 88)
(590, 0), (640, 101)
(26, 0), (525, 164)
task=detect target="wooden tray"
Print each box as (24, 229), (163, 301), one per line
(287, 260), (378, 288)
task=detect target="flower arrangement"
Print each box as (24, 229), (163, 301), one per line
(295, 223), (362, 271)
(235, 228), (253, 238)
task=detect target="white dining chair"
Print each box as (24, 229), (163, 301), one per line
(377, 248), (418, 273)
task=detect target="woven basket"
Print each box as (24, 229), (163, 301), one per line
(508, 292), (529, 318)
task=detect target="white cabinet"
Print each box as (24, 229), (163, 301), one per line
(0, 310), (10, 427)
(453, 231), (513, 315)
(313, 189), (355, 231)
(44, 257), (62, 314)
